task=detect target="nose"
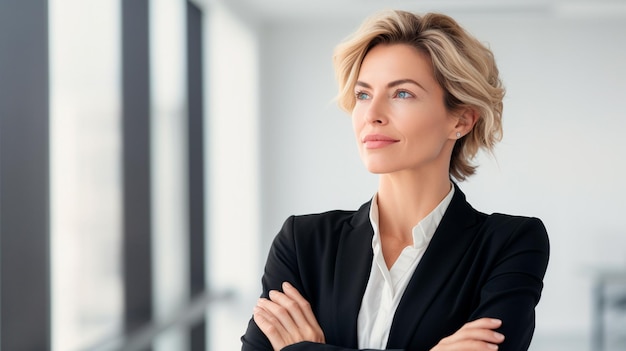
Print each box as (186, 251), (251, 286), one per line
(363, 96), (388, 125)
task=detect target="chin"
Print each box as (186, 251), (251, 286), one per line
(363, 163), (398, 174)
(360, 155), (415, 174)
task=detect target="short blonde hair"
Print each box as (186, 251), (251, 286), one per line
(333, 10), (504, 180)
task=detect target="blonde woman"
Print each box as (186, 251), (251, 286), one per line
(242, 10), (549, 351)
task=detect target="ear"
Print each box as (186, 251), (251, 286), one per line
(451, 108), (479, 139)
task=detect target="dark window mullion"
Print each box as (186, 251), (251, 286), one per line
(122, 0), (153, 339)
(0, 0), (51, 350)
(187, 2), (207, 350)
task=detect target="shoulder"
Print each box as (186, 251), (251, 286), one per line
(273, 202), (371, 249)
(479, 213), (550, 256)
(482, 213), (547, 236)
(443, 185), (549, 253)
(283, 200), (369, 230)
(279, 206), (363, 239)
(290, 208), (360, 229)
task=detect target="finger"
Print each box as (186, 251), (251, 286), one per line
(253, 306), (287, 350)
(282, 282), (322, 330)
(440, 327), (504, 346)
(461, 318), (502, 330)
(268, 289), (308, 326)
(258, 296), (302, 335)
(436, 340), (500, 350)
(268, 284), (315, 330)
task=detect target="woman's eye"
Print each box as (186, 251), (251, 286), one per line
(396, 90), (413, 99)
(355, 91), (370, 100)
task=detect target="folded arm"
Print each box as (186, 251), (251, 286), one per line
(254, 282), (504, 351)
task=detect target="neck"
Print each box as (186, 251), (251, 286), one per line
(376, 170), (452, 241)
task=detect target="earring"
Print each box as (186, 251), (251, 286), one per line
(456, 132), (461, 138)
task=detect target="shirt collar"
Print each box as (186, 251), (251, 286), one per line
(369, 184), (455, 250)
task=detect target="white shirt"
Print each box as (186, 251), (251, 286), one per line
(357, 186), (455, 349)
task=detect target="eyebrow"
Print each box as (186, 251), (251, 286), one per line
(355, 78), (428, 92)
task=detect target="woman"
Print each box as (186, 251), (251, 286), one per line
(242, 10), (549, 351)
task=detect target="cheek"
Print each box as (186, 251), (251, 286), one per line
(351, 111), (363, 135)
(404, 117), (440, 137)
(403, 117), (450, 150)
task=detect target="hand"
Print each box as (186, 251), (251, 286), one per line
(253, 282), (326, 351)
(430, 318), (505, 351)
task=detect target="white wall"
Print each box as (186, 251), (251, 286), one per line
(206, 2), (262, 350)
(150, 0), (190, 349)
(49, 1), (123, 349)
(257, 13), (626, 343)
(258, 20), (377, 254)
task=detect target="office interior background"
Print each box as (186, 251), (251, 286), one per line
(1, 0), (626, 350)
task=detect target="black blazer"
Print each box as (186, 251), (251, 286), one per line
(242, 185), (550, 351)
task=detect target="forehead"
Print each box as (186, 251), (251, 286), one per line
(358, 43), (436, 85)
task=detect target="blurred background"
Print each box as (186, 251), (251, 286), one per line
(1, 0), (626, 350)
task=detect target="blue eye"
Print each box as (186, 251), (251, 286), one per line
(355, 91), (370, 100)
(396, 90), (413, 99)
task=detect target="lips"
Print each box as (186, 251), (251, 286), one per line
(362, 134), (399, 149)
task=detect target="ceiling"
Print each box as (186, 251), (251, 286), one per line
(210, 0), (626, 22)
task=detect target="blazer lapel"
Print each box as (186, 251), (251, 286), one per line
(331, 201), (374, 347)
(386, 185), (482, 349)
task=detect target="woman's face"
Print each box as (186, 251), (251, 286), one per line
(352, 43), (459, 175)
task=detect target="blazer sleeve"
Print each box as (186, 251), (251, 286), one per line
(241, 215), (299, 350)
(241, 216), (401, 351)
(468, 216), (550, 351)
